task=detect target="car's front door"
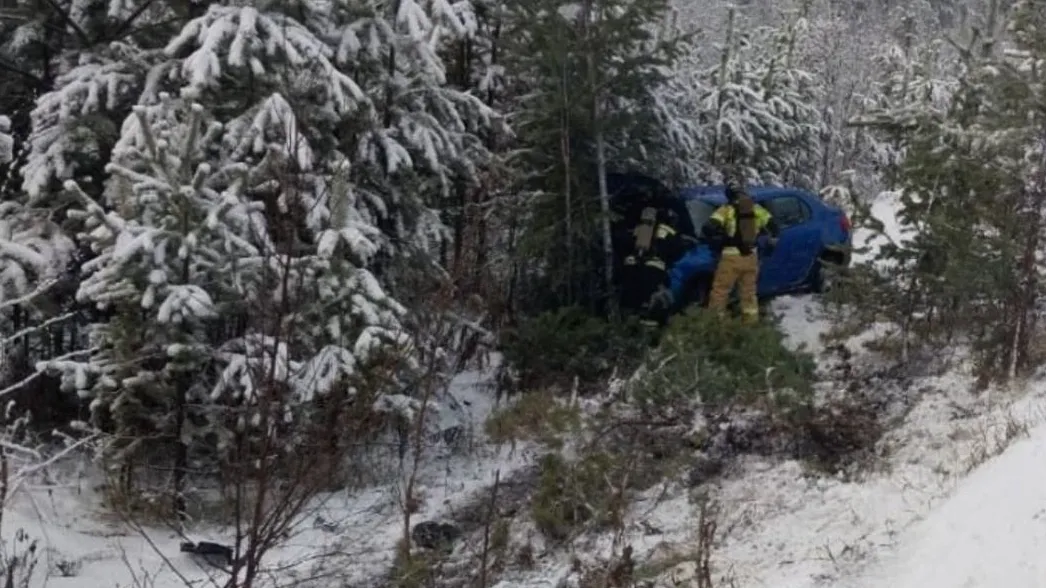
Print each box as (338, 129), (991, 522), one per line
(758, 194), (821, 295)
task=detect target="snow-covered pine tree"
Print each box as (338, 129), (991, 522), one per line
(54, 95), (234, 509)
(833, 0), (1046, 383)
(615, 9), (705, 187)
(327, 0), (502, 290)
(0, 0), (182, 436)
(311, 0), (505, 451)
(954, 0), (1046, 382)
(0, 0), (41, 146)
(694, 5), (825, 187)
(51, 88), (412, 511)
(504, 0), (691, 308)
(848, 15), (961, 190)
(0, 108), (79, 424)
(13, 0), (176, 205)
(0, 196), (78, 395)
(817, 4), (961, 342)
(27, 0), (503, 509)
(432, 0), (513, 302)
(795, 0), (883, 199)
(749, 12), (826, 188)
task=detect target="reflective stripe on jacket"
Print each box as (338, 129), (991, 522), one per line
(631, 223), (677, 242)
(624, 255), (666, 271)
(654, 224), (676, 240)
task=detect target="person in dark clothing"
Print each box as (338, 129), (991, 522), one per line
(619, 204), (686, 328)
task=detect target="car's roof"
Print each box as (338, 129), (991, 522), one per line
(679, 185), (812, 204)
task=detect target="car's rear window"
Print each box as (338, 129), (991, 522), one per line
(685, 200), (716, 234)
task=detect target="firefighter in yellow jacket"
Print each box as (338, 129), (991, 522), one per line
(701, 182), (780, 323)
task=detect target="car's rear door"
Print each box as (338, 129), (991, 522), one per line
(758, 193), (822, 294)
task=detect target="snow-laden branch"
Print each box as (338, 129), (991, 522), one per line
(0, 278), (60, 312)
(0, 441), (41, 458)
(1, 311), (78, 347)
(0, 348), (95, 399)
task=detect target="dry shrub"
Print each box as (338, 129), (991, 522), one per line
(484, 390), (581, 449)
(530, 452), (630, 541)
(785, 398), (885, 476)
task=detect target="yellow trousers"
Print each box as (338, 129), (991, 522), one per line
(708, 253), (759, 323)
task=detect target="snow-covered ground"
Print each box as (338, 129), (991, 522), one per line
(490, 290), (1045, 588)
(0, 360), (539, 588)
(692, 192), (1046, 588)
(7, 192), (1046, 588)
(8, 295), (1046, 588)
(696, 318), (1046, 588)
(845, 412), (1046, 588)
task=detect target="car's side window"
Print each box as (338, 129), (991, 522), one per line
(764, 196), (811, 228)
(685, 200), (716, 235)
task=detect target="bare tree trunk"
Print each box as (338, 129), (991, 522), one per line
(172, 371), (189, 520)
(577, 0), (614, 305)
(477, 469), (500, 588)
(595, 124), (614, 304)
(980, 0), (1000, 60)
(171, 252), (191, 521)
(476, 15), (501, 291)
(452, 37), (472, 278)
(560, 64), (574, 303)
(710, 7), (735, 168)
(1008, 133), (1046, 380)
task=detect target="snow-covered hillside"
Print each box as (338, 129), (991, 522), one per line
(0, 362), (539, 588)
(846, 414), (1046, 588)
(709, 355), (1046, 588)
(10, 297), (1044, 588)
(5, 191), (1046, 588)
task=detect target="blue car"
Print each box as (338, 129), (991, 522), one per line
(668, 185), (853, 307)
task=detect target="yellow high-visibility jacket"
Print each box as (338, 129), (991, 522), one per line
(708, 204), (773, 256)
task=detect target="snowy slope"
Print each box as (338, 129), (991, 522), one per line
(686, 191), (1046, 586)
(8, 294), (1045, 588)
(7, 193), (1044, 588)
(0, 358), (538, 588)
(771, 294), (830, 355)
(480, 290), (1046, 588)
(710, 375), (1046, 588)
(667, 191), (1046, 588)
(845, 413), (1046, 588)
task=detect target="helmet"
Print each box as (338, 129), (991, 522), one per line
(725, 178), (745, 203)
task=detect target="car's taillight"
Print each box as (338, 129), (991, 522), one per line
(840, 213), (851, 234)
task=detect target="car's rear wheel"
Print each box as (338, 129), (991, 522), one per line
(809, 259), (828, 293)
(809, 253), (845, 294)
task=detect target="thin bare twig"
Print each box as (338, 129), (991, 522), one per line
(478, 468), (501, 588)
